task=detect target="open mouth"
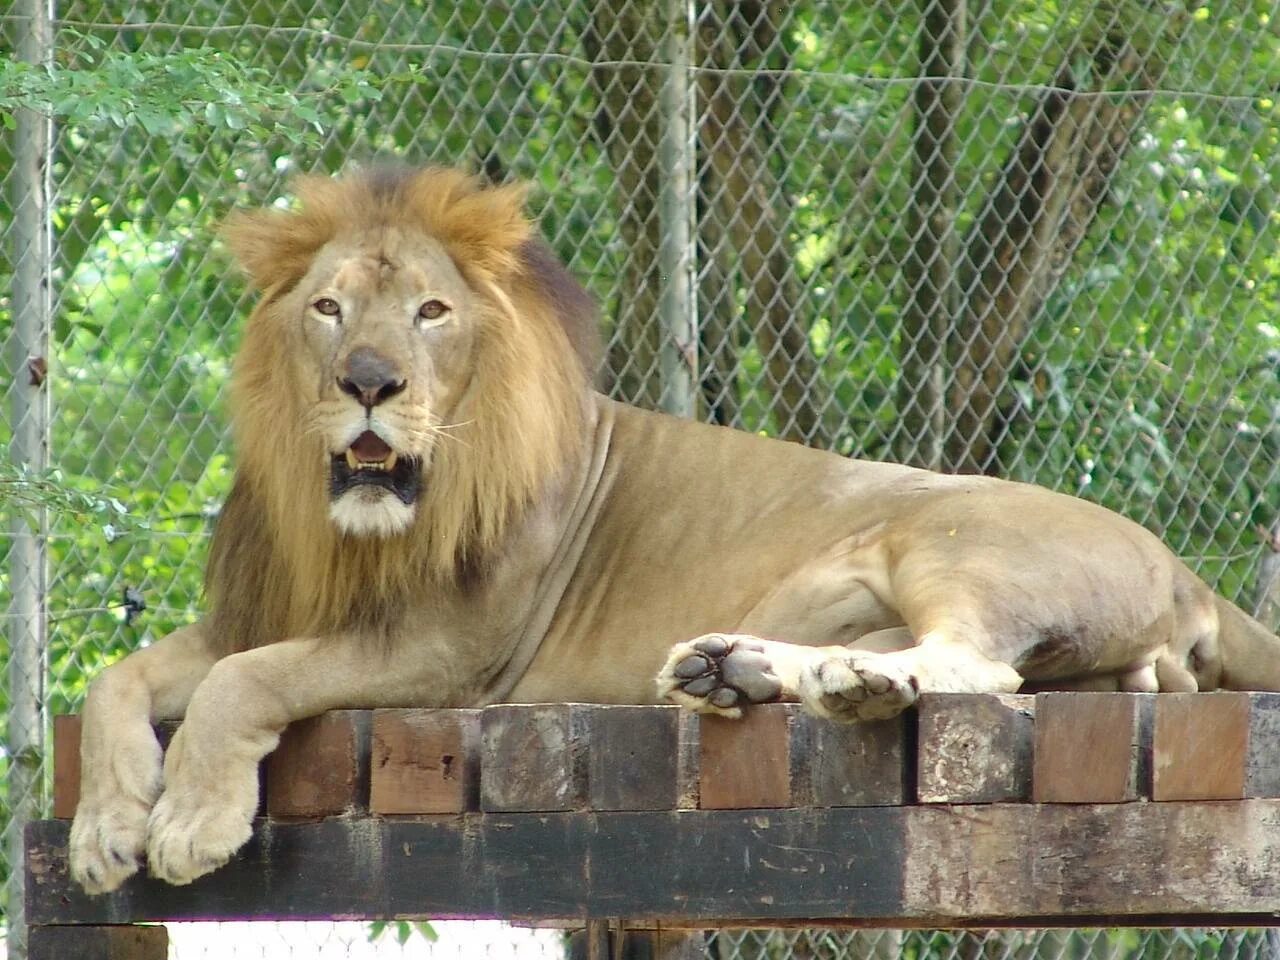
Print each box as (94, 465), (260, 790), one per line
(329, 430), (422, 506)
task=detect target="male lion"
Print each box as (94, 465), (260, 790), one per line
(70, 166), (1280, 894)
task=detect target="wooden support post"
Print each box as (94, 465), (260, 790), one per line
(699, 704), (908, 808)
(917, 693), (1034, 803)
(1033, 693), (1152, 802)
(584, 919), (610, 960)
(569, 927), (706, 959)
(28, 925), (167, 960)
(1153, 692), (1280, 800)
(265, 710), (370, 817)
(370, 709), (481, 814)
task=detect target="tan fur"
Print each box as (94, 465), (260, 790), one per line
(68, 165), (1280, 896)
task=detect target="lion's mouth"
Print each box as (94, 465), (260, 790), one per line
(329, 430), (422, 506)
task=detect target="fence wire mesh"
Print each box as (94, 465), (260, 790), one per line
(4, 0), (1280, 957)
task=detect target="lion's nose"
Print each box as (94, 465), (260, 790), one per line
(338, 347), (407, 410)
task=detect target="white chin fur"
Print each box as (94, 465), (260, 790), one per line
(329, 490), (416, 537)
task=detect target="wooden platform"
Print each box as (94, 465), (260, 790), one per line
(25, 692), (1280, 957)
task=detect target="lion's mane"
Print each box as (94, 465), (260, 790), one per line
(204, 167), (600, 655)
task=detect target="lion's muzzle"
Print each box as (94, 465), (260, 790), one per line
(330, 430), (422, 506)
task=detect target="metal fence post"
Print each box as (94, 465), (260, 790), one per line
(6, 0), (55, 957)
(657, 0), (697, 418)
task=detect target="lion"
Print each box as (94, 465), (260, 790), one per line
(69, 165), (1280, 894)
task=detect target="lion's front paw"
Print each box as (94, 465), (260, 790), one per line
(69, 724), (163, 894)
(144, 729), (259, 886)
(69, 796), (151, 895)
(799, 652), (918, 722)
(657, 634), (784, 717)
(145, 785), (255, 886)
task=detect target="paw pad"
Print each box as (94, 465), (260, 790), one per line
(668, 635), (783, 709)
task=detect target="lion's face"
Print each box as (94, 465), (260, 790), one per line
(286, 227), (479, 537)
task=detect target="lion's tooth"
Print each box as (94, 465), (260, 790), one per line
(345, 449), (358, 471)
(385, 451), (398, 472)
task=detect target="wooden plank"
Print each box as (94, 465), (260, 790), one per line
(370, 709), (480, 814)
(1153, 693), (1280, 801)
(28, 925), (168, 960)
(481, 704), (587, 812)
(265, 710), (370, 818)
(917, 694), (1034, 803)
(29, 802), (1280, 927)
(1032, 693), (1152, 803)
(698, 705), (794, 808)
(52, 715), (82, 819)
(584, 705), (685, 811)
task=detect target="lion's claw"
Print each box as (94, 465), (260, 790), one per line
(658, 634), (783, 716)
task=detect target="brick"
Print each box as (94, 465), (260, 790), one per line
(1153, 692), (1280, 800)
(698, 704), (795, 809)
(1032, 693), (1152, 803)
(481, 704), (587, 812)
(917, 693), (1034, 803)
(370, 709), (480, 814)
(266, 710), (370, 817)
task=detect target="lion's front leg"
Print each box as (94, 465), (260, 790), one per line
(143, 635), (437, 886)
(70, 624), (216, 894)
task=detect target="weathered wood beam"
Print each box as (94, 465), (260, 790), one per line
(27, 803), (1280, 928)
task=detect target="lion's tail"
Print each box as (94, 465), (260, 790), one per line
(1215, 595), (1280, 691)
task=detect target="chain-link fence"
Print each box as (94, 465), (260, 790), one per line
(4, 0), (1280, 957)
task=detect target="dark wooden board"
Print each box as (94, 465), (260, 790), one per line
(584, 705), (685, 811)
(27, 802), (1280, 927)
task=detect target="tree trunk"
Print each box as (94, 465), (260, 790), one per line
(896, 0), (967, 469)
(696, 1), (832, 446)
(584, 7), (665, 408)
(696, 181), (741, 427)
(945, 32), (1170, 474)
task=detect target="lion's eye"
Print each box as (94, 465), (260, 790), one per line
(314, 297), (341, 317)
(418, 299), (450, 323)
(313, 297), (342, 318)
